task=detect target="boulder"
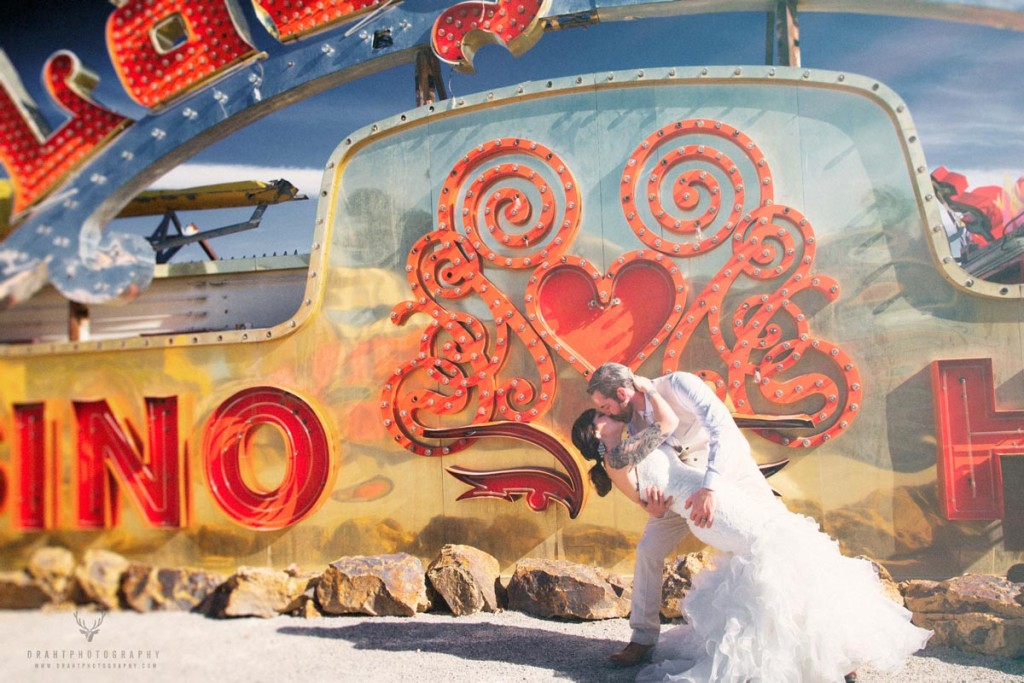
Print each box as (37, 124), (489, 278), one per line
(121, 565), (224, 612)
(914, 610), (1024, 658)
(903, 575), (1024, 619)
(284, 564), (323, 618)
(0, 571), (50, 609)
(661, 551), (713, 619)
(507, 558), (629, 620)
(426, 544), (502, 615)
(74, 549), (130, 610)
(290, 594), (323, 618)
(903, 574), (1024, 657)
(213, 566), (315, 618)
(316, 553), (429, 617)
(26, 546), (77, 603)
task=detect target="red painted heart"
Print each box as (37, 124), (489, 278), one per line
(525, 251), (687, 376)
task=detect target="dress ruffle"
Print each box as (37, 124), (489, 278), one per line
(637, 511), (931, 682)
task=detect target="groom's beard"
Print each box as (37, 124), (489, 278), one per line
(610, 401), (634, 423)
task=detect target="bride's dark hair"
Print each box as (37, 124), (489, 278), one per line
(571, 409), (613, 496)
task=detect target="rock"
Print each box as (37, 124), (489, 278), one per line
(0, 571), (50, 609)
(121, 565), (223, 612)
(914, 611), (1024, 658)
(26, 546), (77, 603)
(903, 575), (1024, 619)
(290, 594), (322, 618)
(214, 566), (315, 618)
(661, 551), (712, 619)
(74, 549), (130, 610)
(903, 575), (1024, 657)
(426, 544), (502, 615)
(1007, 563), (1024, 584)
(316, 553), (429, 617)
(283, 565), (322, 618)
(506, 558), (629, 620)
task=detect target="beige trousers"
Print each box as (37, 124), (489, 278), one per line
(628, 439), (775, 646)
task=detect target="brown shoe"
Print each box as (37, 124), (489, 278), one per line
(608, 642), (654, 667)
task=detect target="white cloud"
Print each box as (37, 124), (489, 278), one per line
(150, 163), (325, 197)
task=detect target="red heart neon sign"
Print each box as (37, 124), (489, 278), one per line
(525, 250), (687, 376)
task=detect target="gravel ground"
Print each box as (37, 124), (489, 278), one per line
(3, 609), (1022, 682)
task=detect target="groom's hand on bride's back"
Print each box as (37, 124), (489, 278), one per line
(685, 488), (716, 528)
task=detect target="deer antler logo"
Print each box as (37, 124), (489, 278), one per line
(74, 610), (106, 642)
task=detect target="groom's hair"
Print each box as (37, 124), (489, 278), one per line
(587, 362), (633, 397)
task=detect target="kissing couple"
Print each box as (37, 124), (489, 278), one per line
(571, 363), (930, 682)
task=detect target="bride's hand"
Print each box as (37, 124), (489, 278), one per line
(684, 488), (716, 528)
(632, 375), (655, 394)
(644, 486), (674, 518)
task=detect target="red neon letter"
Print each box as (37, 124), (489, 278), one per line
(106, 0), (257, 108)
(203, 387), (334, 529)
(251, 0), (383, 42)
(0, 422), (5, 519)
(13, 403), (56, 530)
(932, 358), (1024, 520)
(432, 0), (549, 73)
(75, 397), (185, 529)
(0, 50), (130, 215)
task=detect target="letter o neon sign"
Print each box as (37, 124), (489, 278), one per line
(203, 387), (334, 529)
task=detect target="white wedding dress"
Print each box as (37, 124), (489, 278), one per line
(627, 445), (931, 682)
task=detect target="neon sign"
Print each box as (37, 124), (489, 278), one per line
(932, 358), (1022, 520)
(6, 387), (336, 531)
(0, 0), (550, 308)
(0, 0), (550, 220)
(379, 114), (863, 510)
(0, 50), (129, 215)
(106, 0), (260, 108)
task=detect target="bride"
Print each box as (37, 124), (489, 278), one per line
(571, 377), (931, 682)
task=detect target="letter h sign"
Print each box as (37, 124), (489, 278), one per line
(932, 359), (1024, 542)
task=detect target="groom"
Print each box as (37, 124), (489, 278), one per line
(586, 362), (775, 666)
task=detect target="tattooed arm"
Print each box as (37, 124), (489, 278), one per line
(605, 423), (676, 518)
(606, 378), (680, 469)
(606, 424), (667, 470)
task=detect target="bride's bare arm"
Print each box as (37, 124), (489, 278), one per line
(605, 376), (680, 470)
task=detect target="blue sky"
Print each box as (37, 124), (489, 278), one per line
(1, 2), (1022, 259)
